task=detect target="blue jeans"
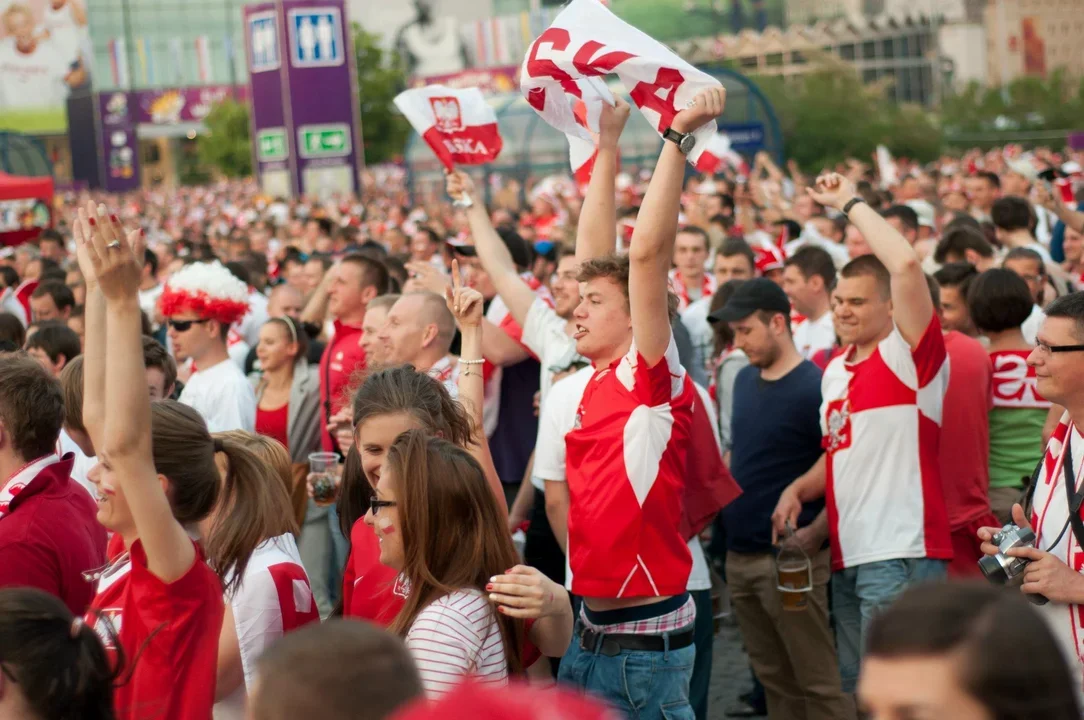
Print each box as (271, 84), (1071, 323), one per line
(690, 590), (713, 720)
(560, 623), (696, 719)
(832, 558), (948, 692)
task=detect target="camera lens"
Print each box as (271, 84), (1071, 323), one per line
(978, 554), (1009, 584)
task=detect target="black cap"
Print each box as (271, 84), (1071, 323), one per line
(708, 278), (791, 324)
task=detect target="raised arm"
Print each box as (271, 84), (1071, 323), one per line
(447, 171), (536, 328)
(629, 87), (726, 367)
(300, 262), (335, 326)
(74, 208), (106, 454)
(809, 173), (932, 348)
(446, 261), (507, 522)
(575, 98), (630, 263)
(82, 203), (195, 583)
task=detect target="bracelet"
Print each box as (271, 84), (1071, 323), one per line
(842, 197), (866, 216)
(460, 368), (482, 378)
(459, 358), (485, 365)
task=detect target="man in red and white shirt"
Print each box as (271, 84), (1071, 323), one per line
(979, 292), (1084, 691)
(550, 88), (727, 718)
(379, 291), (459, 398)
(782, 246), (837, 360)
(670, 226), (716, 313)
(773, 173), (952, 694)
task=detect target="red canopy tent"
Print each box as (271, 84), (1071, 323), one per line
(0, 172), (54, 248)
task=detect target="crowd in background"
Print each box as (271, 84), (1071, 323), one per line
(3, 94), (1084, 720)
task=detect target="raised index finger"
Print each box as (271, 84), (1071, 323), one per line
(450, 258), (461, 294)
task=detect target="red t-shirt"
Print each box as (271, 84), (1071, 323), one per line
(938, 331), (994, 529)
(0, 456), (106, 615)
(320, 320), (366, 452)
(256, 402), (290, 451)
(88, 540), (224, 720)
(565, 337), (694, 599)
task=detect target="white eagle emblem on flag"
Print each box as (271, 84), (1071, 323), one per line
(429, 97), (464, 133)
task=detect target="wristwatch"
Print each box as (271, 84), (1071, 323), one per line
(663, 127), (696, 156)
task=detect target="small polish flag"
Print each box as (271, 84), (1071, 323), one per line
(394, 86), (503, 171)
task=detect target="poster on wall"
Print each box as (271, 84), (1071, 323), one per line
(0, 0), (92, 133)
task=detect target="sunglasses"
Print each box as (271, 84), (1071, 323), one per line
(370, 498), (397, 515)
(167, 318), (211, 332)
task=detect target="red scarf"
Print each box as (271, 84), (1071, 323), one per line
(0, 455), (57, 518)
(670, 271), (715, 311)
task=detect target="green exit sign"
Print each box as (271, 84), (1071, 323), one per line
(257, 128), (288, 161)
(298, 124), (351, 159)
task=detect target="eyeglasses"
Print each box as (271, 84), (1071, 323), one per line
(370, 498), (397, 515)
(1035, 341), (1084, 355)
(167, 318), (210, 332)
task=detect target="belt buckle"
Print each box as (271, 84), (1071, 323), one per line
(579, 629), (597, 652)
(599, 637), (622, 657)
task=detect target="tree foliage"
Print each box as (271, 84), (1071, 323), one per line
(941, 69), (1084, 148)
(755, 58), (941, 171)
(353, 23), (411, 165)
(196, 98), (252, 179)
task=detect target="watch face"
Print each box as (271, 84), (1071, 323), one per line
(679, 134), (696, 155)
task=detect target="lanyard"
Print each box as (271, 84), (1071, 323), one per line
(1040, 428), (1084, 553)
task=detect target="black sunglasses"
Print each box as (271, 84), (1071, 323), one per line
(370, 498), (397, 515)
(167, 318), (211, 332)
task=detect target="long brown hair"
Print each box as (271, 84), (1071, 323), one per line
(213, 430), (299, 540)
(386, 430), (523, 676)
(148, 402), (279, 595)
(337, 365), (474, 533)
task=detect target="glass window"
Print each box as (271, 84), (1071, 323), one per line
(862, 40), (877, 59)
(840, 43), (855, 60)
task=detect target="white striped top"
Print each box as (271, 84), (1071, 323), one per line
(404, 589), (508, 697)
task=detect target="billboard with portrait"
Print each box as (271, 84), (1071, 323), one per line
(0, 0), (91, 134)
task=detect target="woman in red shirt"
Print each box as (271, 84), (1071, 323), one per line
(76, 206), (264, 720)
(252, 316), (320, 458)
(334, 277), (572, 668)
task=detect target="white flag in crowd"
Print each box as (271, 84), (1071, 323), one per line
(394, 86), (503, 171)
(520, 0), (722, 182)
(696, 132), (748, 176)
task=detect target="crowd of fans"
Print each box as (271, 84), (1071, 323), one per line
(2, 86), (1084, 720)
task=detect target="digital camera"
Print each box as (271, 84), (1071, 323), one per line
(978, 523), (1048, 605)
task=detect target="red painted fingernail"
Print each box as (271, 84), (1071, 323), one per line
(140, 229), (146, 237)
(485, 583), (494, 591)
(110, 214), (118, 223)
(497, 606), (506, 613)
(88, 217), (96, 226)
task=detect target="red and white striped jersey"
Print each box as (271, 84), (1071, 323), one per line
(405, 589), (509, 697)
(821, 317), (953, 571)
(1030, 414), (1084, 690)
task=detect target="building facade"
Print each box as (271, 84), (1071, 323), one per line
(984, 0), (1084, 85)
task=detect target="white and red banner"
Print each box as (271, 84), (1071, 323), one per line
(520, 0), (722, 183)
(394, 86), (503, 171)
(696, 132), (748, 176)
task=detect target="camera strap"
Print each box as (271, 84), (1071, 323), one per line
(1063, 437), (1084, 551)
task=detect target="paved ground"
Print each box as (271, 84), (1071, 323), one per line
(707, 616), (767, 720)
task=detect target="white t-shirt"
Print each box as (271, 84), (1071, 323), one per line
(792, 311), (836, 360)
(520, 297), (580, 407)
(1023, 304), (1045, 346)
(214, 534), (317, 720)
(0, 39), (72, 110)
(405, 589), (508, 698)
(179, 359), (257, 433)
(57, 428), (95, 498)
(534, 367), (713, 592)
(237, 291), (269, 349)
(41, 2), (84, 65)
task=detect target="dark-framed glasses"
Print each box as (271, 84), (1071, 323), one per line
(167, 318), (211, 332)
(1036, 341), (1084, 355)
(370, 498), (397, 515)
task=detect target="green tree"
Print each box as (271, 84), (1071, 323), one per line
(756, 59), (941, 171)
(196, 98), (252, 178)
(353, 23), (411, 165)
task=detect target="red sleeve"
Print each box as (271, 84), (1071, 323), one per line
(522, 618), (542, 667)
(911, 315), (948, 388)
(128, 541), (224, 627)
(0, 540), (60, 596)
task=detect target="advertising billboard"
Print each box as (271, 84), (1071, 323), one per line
(0, 0), (92, 134)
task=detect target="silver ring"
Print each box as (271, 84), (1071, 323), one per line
(106, 241), (121, 250)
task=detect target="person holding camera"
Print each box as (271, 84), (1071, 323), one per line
(978, 291), (1084, 684)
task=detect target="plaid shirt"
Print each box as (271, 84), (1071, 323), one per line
(579, 596), (696, 636)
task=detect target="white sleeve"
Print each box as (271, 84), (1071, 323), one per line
(230, 570), (284, 691)
(521, 297), (569, 362)
(405, 601), (479, 697)
(532, 385), (570, 483)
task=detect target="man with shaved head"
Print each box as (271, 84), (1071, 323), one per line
(378, 291), (459, 396)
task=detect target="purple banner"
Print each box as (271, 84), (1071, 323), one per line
(132, 86), (248, 125)
(1069, 132), (1084, 152)
(280, 0), (361, 196)
(96, 92), (141, 194)
(244, 3), (295, 195)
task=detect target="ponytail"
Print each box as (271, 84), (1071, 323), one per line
(208, 431), (299, 596)
(0, 588), (119, 720)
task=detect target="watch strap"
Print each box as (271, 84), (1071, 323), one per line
(842, 197), (866, 215)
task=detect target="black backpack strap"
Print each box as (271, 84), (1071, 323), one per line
(1024, 455), (1046, 517)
